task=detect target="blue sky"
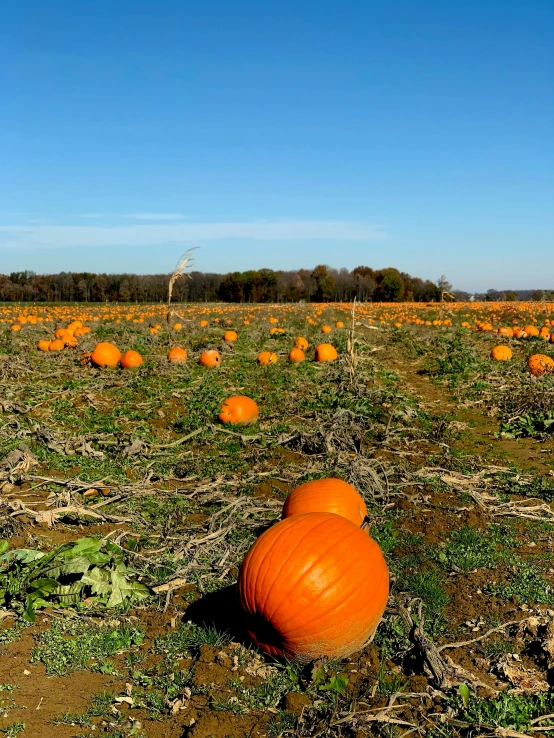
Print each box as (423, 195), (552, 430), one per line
(1, 0), (552, 292)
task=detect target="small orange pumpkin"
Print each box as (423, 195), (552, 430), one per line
(288, 348), (305, 363)
(237, 512), (389, 661)
(295, 337), (309, 351)
(257, 351), (278, 366)
(48, 339), (65, 352)
(218, 395), (259, 425)
(224, 330), (238, 342)
(198, 350), (221, 368)
(315, 343), (338, 362)
(282, 478), (368, 526)
(321, 325), (332, 334)
(120, 350), (143, 369)
(167, 347), (187, 364)
(91, 342), (122, 368)
(335, 321), (345, 328)
(199, 319), (209, 328)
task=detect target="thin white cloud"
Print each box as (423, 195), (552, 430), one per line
(0, 220), (385, 250)
(77, 213), (106, 219)
(125, 213), (189, 221)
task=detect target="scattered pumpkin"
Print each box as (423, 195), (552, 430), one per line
(282, 478), (368, 526)
(167, 347), (187, 364)
(315, 343), (338, 362)
(321, 325), (332, 334)
(237, 512), (389, 660)
(37, 340), (51, 351)
(218, 395), (259, 426)
(257, 351), (278, 366)
(91, 342), (122, 368)
(288, 348), (305, 363)
(224, 330), (238, 342)
(295, 337), (309, 350)
(48, 339), (65, 351)
(198, 350), (221, 368)
(490, 345), (512, 361)
(527, 354), (554, 376)
(120, 350), (143, 369)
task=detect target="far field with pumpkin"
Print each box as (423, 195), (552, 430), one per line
(1, 299), (554, 738)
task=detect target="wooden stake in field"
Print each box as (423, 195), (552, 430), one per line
(346, 297), (358, 384)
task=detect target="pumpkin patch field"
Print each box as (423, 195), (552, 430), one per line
(2, 300), (554, 738)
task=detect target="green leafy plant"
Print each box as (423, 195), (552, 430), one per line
(499, 411), (554, 439)
(0, 537), (149, 623)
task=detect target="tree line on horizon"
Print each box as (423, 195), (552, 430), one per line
(0, 266), (549, 304)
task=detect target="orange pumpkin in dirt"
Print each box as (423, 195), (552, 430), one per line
(288, 348), (305, 363)
(198, 350), (221, 368)
(218, 395), (259, 426)
(48, 339), (65, 352)
(282, 478), (368, 526)
(199, 320), (209, 328)
(90, 342), (121, 368)
(167, 347), (187, 364)
(223, 330), (238, 342)
(37, 340), (51, 351)
(120, 350), (143, 369)
(527, 354), (554, 376)
(498, 327), (514, 338)
(321, 325), (332, 334)
(237, 512), (389, 661)
(173, 323), (183, 331)
(539, 327), (551, 341)
(490, 345), (512, 361)
(81, 352), (92, 366)
(335, 321), (345, 328)
(257, 351), (278, 366)
(10, 324), (21, 332)
(315, 344), (338, 362)
(295, 337), (309, 351)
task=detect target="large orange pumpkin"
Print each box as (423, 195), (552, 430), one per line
(37, 340), (51, 352)
(167, 347), (187, 364)
(218, 395), (259, 425)
(120, 350), (143, 369)
(282, 478), (368, 526)
(528, 354), (554, 376)
(490, 345), (512, 361)
(237, 512), (389, 661)
(315, 343), (338, 362)
(48, 339), (65, 352)
(198, 350), (221, 368)
(91, 342), (121, 368)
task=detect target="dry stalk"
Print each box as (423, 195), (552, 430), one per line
(346, 297), (358, 384)
(167, 248), (197, 329)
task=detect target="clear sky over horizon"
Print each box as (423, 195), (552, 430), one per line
(1, 0), (553, 292)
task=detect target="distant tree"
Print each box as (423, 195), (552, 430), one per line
(311, 265), (335, 302)
(505, 291), (517, 302)
(437, 275), (453, 293)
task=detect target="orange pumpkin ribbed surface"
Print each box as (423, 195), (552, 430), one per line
(283, 478), (368, 526)
(315, 343), (338, 362)
(288, 348), (305, 363)
(37, 340), (51, 352)
(198, 350), (221, 368)
(237, 512), (389, 661)
(48, 339), (65, 352)
(120, 350), (143, 369)
(223, 330), (238, 342)
(490, 345), (512, 361)
(528, 354), (554, 376)
(91, 342), (122, 368)
(218, 395), (259, 425)
(257, 351), (277, 366)
(167, 347), (187, 364)
(524, 325), (540, 337)
(294, 337), (309, 351)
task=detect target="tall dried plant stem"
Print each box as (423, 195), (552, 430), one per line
(346, 297), (358, 384)
(167, 249), (197, 345)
